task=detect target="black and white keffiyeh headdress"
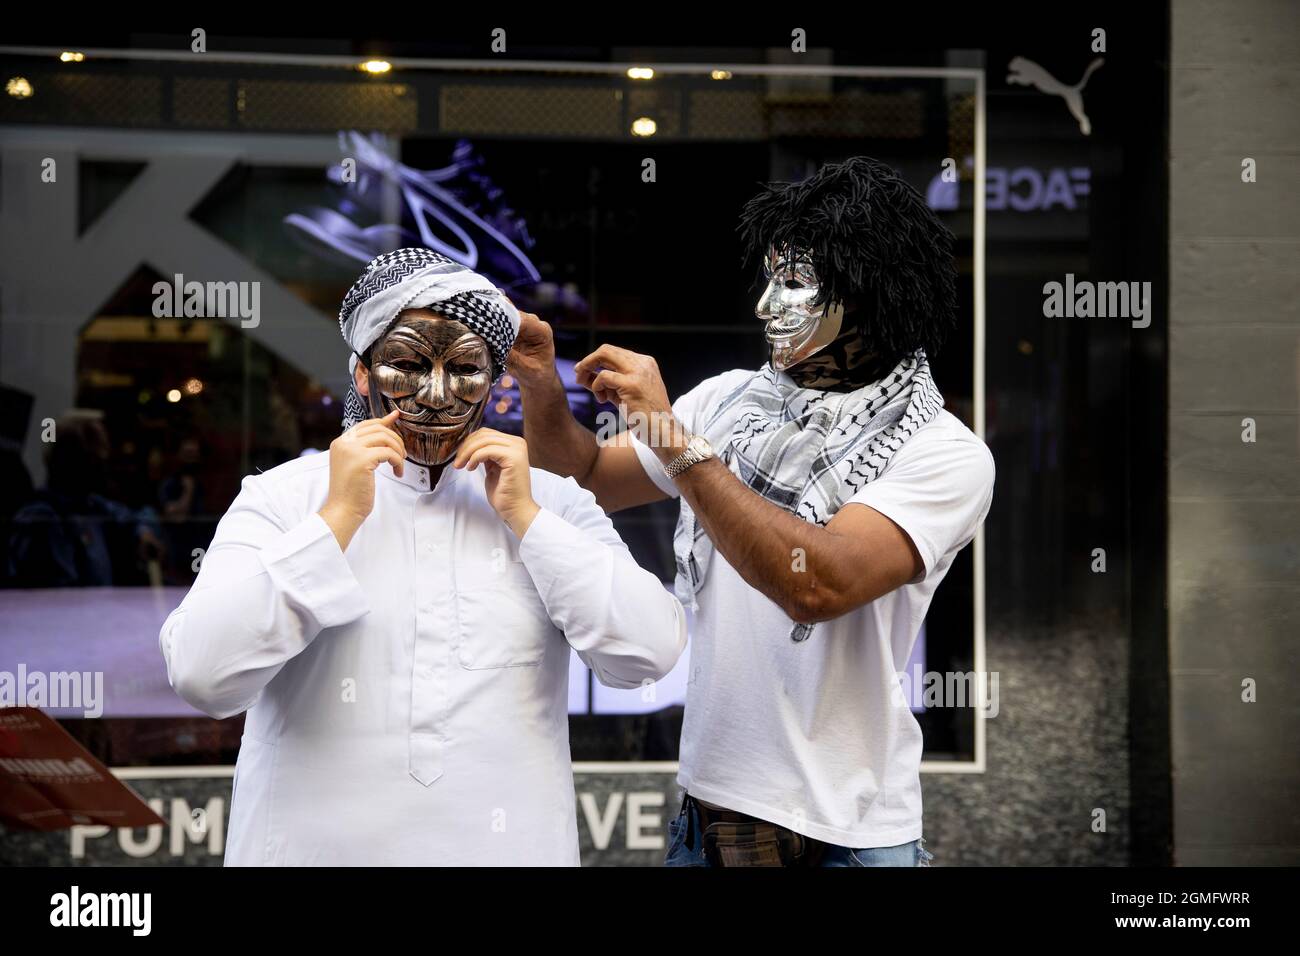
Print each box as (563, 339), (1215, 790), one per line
(337, 248), (521, 429)
(673, 351), (944, 643)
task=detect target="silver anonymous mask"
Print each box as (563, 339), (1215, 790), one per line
(364, 311), (493, 466)
(756, 247), (845, 370)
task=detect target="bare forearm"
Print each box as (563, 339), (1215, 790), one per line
(517, 368), (599, 481)
(668, 454), (840, 623)
(562, 341), (918, 621)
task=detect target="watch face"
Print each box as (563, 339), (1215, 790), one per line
(669, 435), (713, 477)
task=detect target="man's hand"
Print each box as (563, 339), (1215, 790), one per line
(573, 345), (687, 461)
(318, 409), (406, 551)
(506, 309), (558, 388)
(453, 428), (540, 537)
(509, 318), (667, 512)
(573, 345), (672, 417)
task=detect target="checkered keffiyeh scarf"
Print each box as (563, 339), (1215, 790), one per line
(338, 248), (520, 429)
(673, 350), (943, 642)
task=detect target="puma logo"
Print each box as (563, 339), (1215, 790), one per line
(1007, 56), (1104, 135)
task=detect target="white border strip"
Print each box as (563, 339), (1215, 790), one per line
(109, 762), (663, 779)
(113, 758), (989, 780)
(109, 764), (692, 779)
(970, 69), (988, 775)
(113, 766), (233, 780)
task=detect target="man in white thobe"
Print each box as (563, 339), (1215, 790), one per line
(159, 249), (686, 865)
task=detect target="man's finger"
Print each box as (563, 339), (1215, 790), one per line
(453, 436), (510, 470)
(589, 369), (630, 403)
(370, 445), (404, 476)
(461, 444), (518, 472)
(352, 410), (401, 435)
(451, 428), (488, 463)
(367, 446), (404, 477)
(574, 344), (633, 383)
(352, 418), (404, 442)
(460, 445), (508, 470)
(451, 432), (489, 469)
(358, 428), (406, 460)
(456, 438), (516, 467)
(452, 429), (519, 468)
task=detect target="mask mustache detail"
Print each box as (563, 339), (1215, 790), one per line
(388, 398), (476, 427)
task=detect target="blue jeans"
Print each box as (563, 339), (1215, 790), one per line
(664, 799), (933, 867)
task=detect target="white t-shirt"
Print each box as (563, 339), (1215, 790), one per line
(630, 368), (995, 847)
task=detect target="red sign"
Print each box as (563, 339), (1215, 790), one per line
(0, 708), (165, 831)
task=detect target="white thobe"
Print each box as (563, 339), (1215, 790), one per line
(159, 451), (686, 865)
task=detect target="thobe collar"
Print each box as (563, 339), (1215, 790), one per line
(377, 459), (458, 495)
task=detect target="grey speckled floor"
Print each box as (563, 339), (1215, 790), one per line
(921, 612), (1130, 865)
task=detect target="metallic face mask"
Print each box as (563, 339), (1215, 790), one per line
(756, 247), (845, 370)
(363, 311), (493, 466)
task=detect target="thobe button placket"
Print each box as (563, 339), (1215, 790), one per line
(408, 470), (453, 787)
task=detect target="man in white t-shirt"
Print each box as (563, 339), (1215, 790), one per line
(511, 157), (994, 867)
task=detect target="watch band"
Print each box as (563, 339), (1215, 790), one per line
(665, 434), (714, 479)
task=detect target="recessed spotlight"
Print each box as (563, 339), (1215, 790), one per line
(626, 67), (655, 80)
(359, 60), (392, 75)
(631, 117), (657, 137)
(6, 77), (34, 99)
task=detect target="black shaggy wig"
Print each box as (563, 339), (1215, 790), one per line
(738, 156), (957, 359)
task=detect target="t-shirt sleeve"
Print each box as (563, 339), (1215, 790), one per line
(626, 370), (749, 500)
(844, 431), (995, 582)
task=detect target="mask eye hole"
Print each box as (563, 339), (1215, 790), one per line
(389, 359), (423, 373)
(449, 363), (482, 376)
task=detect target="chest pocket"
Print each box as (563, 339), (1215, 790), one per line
(454, 558), (558, 668)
